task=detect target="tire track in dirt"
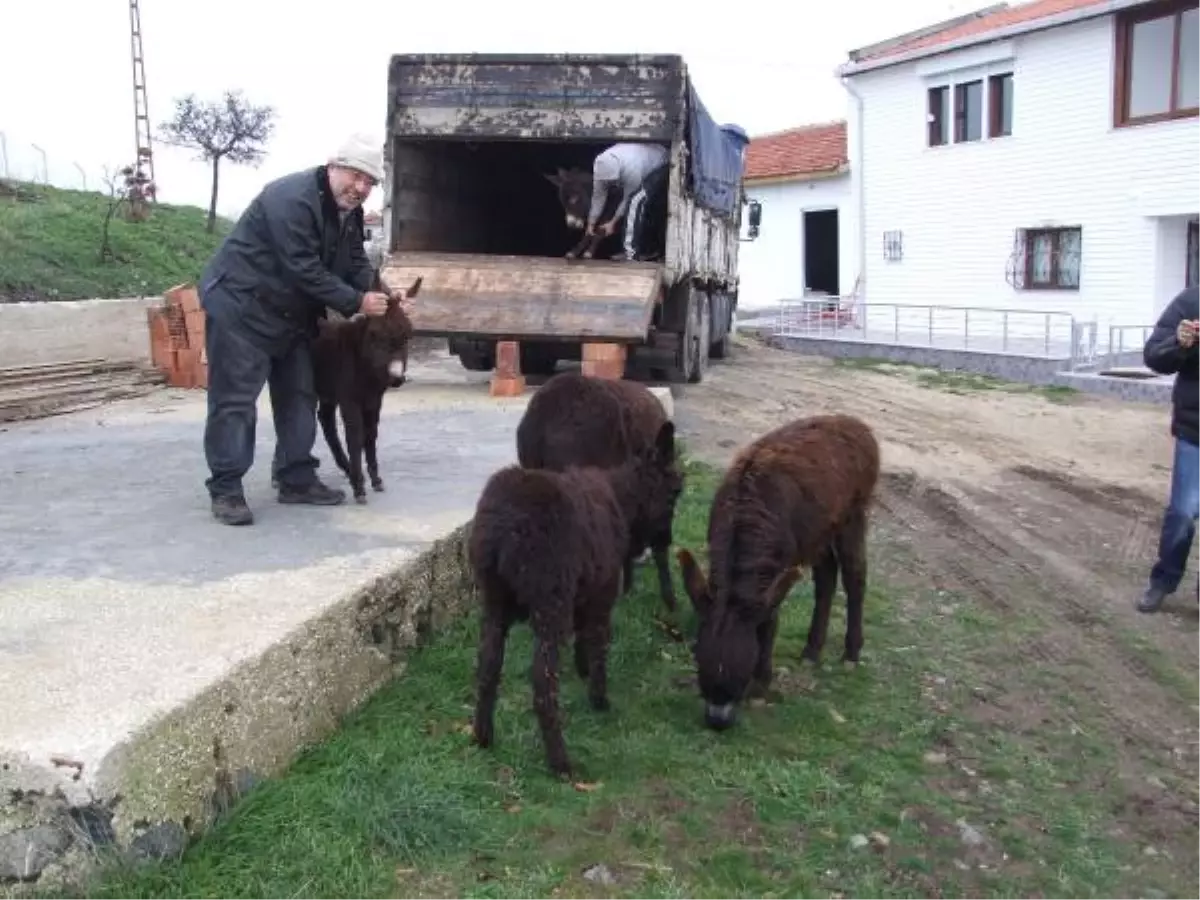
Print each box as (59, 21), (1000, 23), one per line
(672, 337), (1199, 857)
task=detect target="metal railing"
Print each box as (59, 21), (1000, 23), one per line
(1097, 324), (1157, 370)
(773, 298), (1090, 361)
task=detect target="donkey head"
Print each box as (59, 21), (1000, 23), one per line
(544, 167), (593, 231)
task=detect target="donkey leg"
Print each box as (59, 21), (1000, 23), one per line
(582, 581), (619, 712)
(750, 611), (780, 697)
(802, 551), (839, 664)
(835, 511), (869, 664)
(652, 540), (677, 613)
(339, 403), (368, 502)
(317, 399), (351, 476)
(364, 395), (384, 492)
(531, 632), (571, 778)
(472, 598), (512, 751)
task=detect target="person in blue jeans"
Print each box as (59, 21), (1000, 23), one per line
(1138, 284), (1199, 613)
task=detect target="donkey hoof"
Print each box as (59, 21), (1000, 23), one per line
(371, 479), (385, 493)
(354, 493), (368, 505)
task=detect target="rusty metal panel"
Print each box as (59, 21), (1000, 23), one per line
(387, 53), (684, 141)
(380, 251), (662, 342)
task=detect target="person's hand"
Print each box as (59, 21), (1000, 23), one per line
(360, 291), (390, 317)
(1176, 318), (1198, 348)
(597, 220), (616, 237)
(392, 287), (416, 312)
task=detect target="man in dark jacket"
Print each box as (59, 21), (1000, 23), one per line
(1138, 284), (1199, 612)
(199, 133), (405, 526)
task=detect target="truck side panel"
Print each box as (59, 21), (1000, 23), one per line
(386, 54), (683, 141)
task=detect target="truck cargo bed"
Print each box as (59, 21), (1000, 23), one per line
(380, 252), (662, 343)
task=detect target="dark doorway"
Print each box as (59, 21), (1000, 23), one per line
(803, 209), (840, 296)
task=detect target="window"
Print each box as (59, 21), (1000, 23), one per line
(927, 73), (1012, 145)
(989, 73), (1014, 136)
(1017, 227), (1082, 290)
(1114, 0), (1199, 126)
(954, 80), (983, 141)
(927, 86), (950, 145)
(1187, 220), (1199, 288)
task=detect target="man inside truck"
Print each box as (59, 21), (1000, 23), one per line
(586, 142), (670, 261)
(198, 133), (407, 527)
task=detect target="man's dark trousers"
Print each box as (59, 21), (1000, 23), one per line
(203, 302), (322, 500)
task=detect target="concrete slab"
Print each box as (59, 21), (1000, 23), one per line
(0, 345), (676, 888)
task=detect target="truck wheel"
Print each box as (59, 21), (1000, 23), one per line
(670, 287), (698, 384)
(688, 289), (711, 384)
(457, 348), (494, 372)
(709, 296), (733, 359)
(520, 345), (559, 377)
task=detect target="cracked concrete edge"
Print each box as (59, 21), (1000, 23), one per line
(0, 521), (477, 895)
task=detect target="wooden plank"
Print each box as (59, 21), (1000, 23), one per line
(380, 253), (662, 342)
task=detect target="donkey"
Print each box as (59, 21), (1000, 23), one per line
(311, 270), (422, 503)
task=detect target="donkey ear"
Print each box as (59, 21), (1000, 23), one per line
(766, 565), (805, 610)
(676, 548), (711, 616)
(544, 171), (563, 188)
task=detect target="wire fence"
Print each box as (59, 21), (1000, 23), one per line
(0, 128), (111, 194)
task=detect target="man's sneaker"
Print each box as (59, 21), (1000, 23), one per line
(1137, 584), (1170, 613)
(212, 494), (254, 526)
(277, 479), (346, 506)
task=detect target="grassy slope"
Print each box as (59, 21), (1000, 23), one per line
(77, 457), (1193, 899)
(0, 181), (230, 302)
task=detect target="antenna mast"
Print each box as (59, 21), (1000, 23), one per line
(128, 0), (156, 194)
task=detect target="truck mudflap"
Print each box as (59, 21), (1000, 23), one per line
(378, 252), (662, 343)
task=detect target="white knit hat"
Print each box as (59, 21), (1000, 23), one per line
(330, 133), (384, 183)
(593, 149), (621, 183)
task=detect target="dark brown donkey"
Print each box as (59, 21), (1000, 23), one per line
(676, 414), (881, 731)
(311, 269), (421, 503)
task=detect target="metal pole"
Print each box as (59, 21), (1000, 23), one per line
(893, 305), (899, 342)
(1044, 314), (1050, 356)
(1002, 312), (1009, 352)
(964, 308), (970, 349)
(928, 306), (934, 346)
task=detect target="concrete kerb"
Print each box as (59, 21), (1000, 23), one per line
(762, 334), (1173, 405)
(1, 524), (476, 894)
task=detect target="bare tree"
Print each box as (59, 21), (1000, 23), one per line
(159, 90), (276, 232)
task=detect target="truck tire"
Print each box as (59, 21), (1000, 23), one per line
(520, 344), (559, 377)
(671, 285), (710, 384)
(689, 289), (711, 384)
(709, 294), (733, 359)
(457, 347), (495, 372)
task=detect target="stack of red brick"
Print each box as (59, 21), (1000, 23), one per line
(147, 283), (208, 389)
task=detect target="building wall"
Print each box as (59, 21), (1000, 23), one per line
(848, 13), (1199, 337)
(737, 174), (855, 309)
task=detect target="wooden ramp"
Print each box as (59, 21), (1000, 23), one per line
(379, 252), (662, 343)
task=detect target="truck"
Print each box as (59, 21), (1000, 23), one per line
(376, 53), (762, 384)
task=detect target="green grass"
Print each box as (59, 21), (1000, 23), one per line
(75, 459), (1190, 899)
(834, 357), (1080, 403)
(0, 180), (230, 302)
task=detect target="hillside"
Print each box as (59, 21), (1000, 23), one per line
(0, 179), (232, 303)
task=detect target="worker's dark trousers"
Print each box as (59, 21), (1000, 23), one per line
(202, 311), (320, 500)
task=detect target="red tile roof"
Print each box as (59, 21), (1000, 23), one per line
(743, 121), (848, 182)
(853, 0), (1114, 64)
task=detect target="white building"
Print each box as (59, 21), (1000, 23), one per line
(838, 0), (1199, 344)
(737, 122), (856, 309)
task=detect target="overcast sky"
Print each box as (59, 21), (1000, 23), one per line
(1, 0), (975, 220)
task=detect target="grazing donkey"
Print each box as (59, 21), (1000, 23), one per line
(311, 270), (422, 503)
(515, 370), (683, 613)
(469, 417), (681, 778)
(676, 414), (881, 731)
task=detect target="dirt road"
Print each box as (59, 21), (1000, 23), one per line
(672, 336), (1198, 864)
